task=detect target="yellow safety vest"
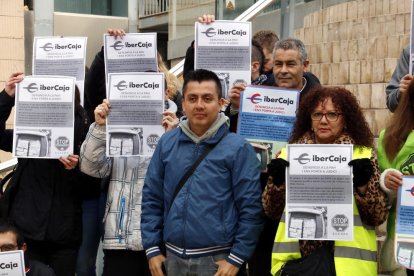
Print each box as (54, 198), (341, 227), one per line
(271, 146), (377, 276)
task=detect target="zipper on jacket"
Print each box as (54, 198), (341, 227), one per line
(182, 144), (200, 257)
(117, 196), (126, 243)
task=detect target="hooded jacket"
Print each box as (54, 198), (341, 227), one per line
(141, 115), (264, 267)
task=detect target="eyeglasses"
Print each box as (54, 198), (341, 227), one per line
(311, 112), (343, 122)
(0, 244), (18, 252)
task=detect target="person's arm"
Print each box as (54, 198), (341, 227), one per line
(183, 42), (195, 82)
(379, 168), (402, 207)
(0, 72), (23, 122)
(0, 73), (24, 152)
(84, 47), (106, 122)
(0, 90), (15, 132)
(84, 29), (126, 121)
(141, 137), (166, 274)
(79, 101), (112, 178)
(162, 111), (178, 132)
(223, 82), (248, 133)
(228, 82), (246, 111)
(183, 15), (215, 81)
(353, 153), (388, 226)
(225, 141), (264, 270)
(386, 45), (410, 112)
(262, 158), (289, 219)
(262, 179), (286, 219)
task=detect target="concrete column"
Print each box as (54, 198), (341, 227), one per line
(128, 0), (138, 32)
(218, 0), (224, 20)
(33, 0), (54, 36)
(281, 0), (297, 38)
(171, 0), (177, 39)
(280, 0), (289, 38)
(289, 0), (296, 36)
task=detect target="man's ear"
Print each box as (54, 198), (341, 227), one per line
(251, 61), (260, 73)
(218, 97), (225, 109)
(21, 243), (27, 252)
(303, 60), (309, 72)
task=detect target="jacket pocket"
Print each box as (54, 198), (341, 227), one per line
(220, 204), (228, 241)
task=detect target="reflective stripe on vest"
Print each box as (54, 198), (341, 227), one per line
(271, 146), (377, 276)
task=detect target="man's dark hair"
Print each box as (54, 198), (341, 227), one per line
(252, 40), (265, 74)
(182, 69), (222, 98)
(0, 222), (25, 249)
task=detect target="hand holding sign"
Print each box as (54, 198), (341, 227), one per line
(5, 72), (24, 97)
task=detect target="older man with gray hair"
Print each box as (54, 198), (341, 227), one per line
(229, 37), (320, 114)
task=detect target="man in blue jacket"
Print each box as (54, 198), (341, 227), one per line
(141, 69), (264, 276)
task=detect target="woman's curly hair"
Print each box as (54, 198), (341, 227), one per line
(289, 86), (373, 147)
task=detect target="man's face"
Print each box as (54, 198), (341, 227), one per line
(0, 232), (18, 252)
(262, 48), (274, 73)
(182, 80), (223, 137)
(273, 49), (309, 90)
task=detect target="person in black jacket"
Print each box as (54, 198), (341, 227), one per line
(0, 72), (91, 276)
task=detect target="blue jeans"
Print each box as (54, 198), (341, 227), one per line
(166, 252), (228, 276)
(76, 191), (107, 276)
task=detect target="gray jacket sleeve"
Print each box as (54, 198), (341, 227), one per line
(386, 45), (410, 112)
(79, 122), (112, 178)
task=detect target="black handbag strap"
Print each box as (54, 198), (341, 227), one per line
(168, 132), (228, 211)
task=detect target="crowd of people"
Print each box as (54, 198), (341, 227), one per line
(0, 12), (412, 276)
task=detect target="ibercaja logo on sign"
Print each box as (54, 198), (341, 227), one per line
(23, 83), (70, 94)
(114, 80), (159, 91)
(147, 134), (160, 149)
(331, 214), (349, 232)
(110, 40), (152, 51)
(201, 27), (247, 38)
(55, 136), (70, 151)
(40, 42), (82, 52)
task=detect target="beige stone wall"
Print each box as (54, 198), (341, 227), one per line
(294, 0), (411, 136)
(0, 1), (24, 163)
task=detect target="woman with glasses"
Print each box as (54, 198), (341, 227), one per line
(262, 86), (388, 275)
(378, 79), (414, 276)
